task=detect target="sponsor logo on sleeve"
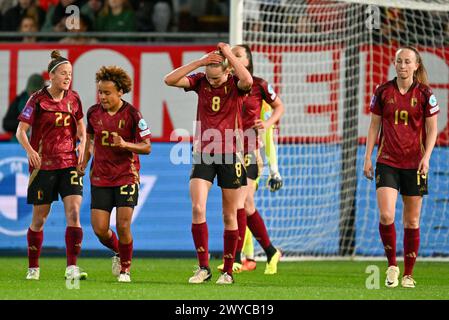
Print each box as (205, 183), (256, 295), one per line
(138, 119), (148, 130)
(369, 95), (377, 109)
(267, 84), (277, 100)
(140, 128), (151, 137)
(430, 105), (440, 114)
(428, 94), (439, 114)
(429, 94), (438, 107)
(21, 105), (33, 120)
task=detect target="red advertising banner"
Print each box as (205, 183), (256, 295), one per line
(0, 44), (447, 144)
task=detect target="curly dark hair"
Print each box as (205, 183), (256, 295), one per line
(95, 65), (132, 93)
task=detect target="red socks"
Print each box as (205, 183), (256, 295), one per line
(379, 223), (397, 267)
(236, 208), (247, 254)
(379, 224), (420, 276)
(191, 222), (209, 268)
(27, 228), (43, 268)
(404, 228), (420, 276)
(247, 210), (271, 249)
(65, 226), (83, 266)
(192, 222), (239, 274)
(222, 229), (239, 275)
(99, 230), (119, 254)
(118, 241), (133, 273)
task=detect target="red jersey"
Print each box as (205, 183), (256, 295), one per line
(86, 101), (151, 187)
(185, 73), (248, 154)
(18, 87), (83, 172)
(242, 76), (277, 152)
(370, 78), (440, 169)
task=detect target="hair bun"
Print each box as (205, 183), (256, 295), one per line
(51, 50), (62, 60)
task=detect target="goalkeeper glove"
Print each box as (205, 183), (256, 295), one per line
(267, 172), (283, 192)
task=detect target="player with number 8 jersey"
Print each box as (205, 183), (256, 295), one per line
(164, 42), (252, 285)
(186, 70), (245, 155)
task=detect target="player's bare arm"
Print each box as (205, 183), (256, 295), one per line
(418, 115), (438, 175)
(16, 121), (41, 169)
(164, 52), (224, 88)
(363, 114), (381, 180)
(217, 42), (252, 91)
(253, 97), (285, 130)
(76, 118), (87, 165)
(77, 133), (93, 176)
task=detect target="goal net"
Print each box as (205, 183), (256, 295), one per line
(238, 0), (449, 258)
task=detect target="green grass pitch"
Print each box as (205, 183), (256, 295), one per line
(1, 257), (448, 300)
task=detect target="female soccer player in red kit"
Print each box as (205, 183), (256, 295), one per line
(78, 66), (151, 283)
(217, 44), (284, 274)
(17, 50), (87, 281)
(164, 42), (252, 284)
(364, 46), (439, 288)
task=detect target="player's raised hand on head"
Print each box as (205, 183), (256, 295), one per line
(199, 51), (224, 66)
(217, 42), (231, 54)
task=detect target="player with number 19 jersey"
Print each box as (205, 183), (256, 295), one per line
(370, 78), (440, 169)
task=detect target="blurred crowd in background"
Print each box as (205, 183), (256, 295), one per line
(0, 0), (448, 45)
(0, 0), (230, 43)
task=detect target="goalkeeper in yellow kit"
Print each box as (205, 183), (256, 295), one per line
(218, 44), (284, 274)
